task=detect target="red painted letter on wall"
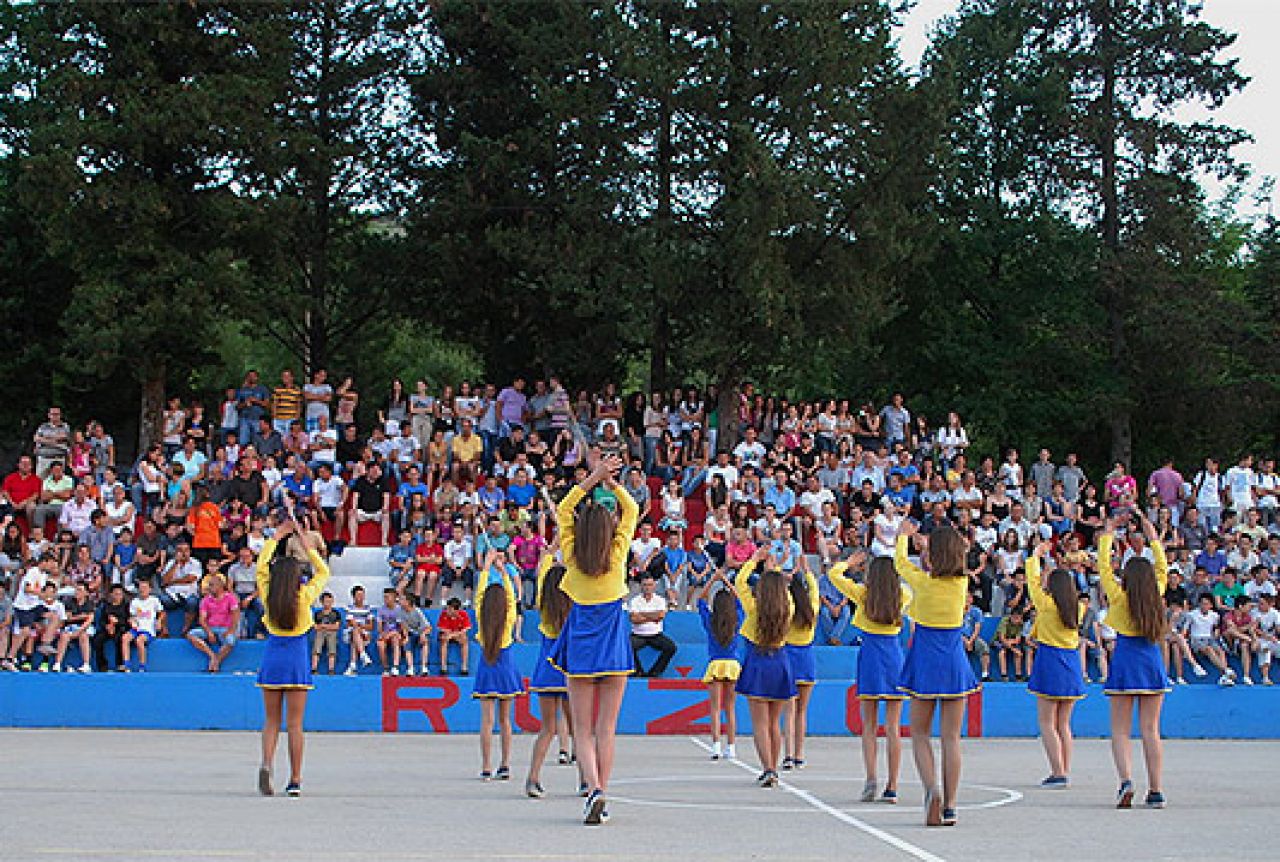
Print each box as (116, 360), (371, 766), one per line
(382, 676), (460, 732)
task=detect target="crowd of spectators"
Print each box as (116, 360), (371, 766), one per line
(1, 370), (1278, 684)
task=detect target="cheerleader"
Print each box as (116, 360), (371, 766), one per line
(525, 543), (578, 798)
(1025, 543), (1085, 788)
(781, 566), (819, 770)
(548, 453), (638, 825)
(473, 551), (521, 781)
(1099, 512), (1169, 809)
(828, 553), (912, 804)
(895, 522), (977, 827)
(255, 511), (329, 798)
(696, 571), (743, 761)
(734, 548), (796, 787)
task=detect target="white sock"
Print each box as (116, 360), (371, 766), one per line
(711, 740), (722, 757)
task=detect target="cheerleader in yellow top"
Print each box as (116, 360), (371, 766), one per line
(828, 553), (913, 804)
(547, 453), (638, 825)
(1098, 512), (1169, 810)
(524, 540), (578, 799)
(781, 566), (819, 771)
(254, 512), (330, 798)
(473, 551), (520, 781)
(734, 549), (796, 788)
(894, 522), (975, 827)
(1025, 542), (1085, 789)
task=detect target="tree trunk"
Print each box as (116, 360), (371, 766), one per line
(1097, 0), (1132, 467)
(717, 375), (741, 454)
(138, 361), (166, 454)
(649, 7), (674, 391)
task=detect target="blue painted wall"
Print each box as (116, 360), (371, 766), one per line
(2, 675), (1275, 738)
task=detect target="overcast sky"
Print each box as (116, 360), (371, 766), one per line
(895, 0), (1279, 217)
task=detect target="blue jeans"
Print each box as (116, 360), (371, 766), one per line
(817, 605), (852, 645)
(681, 466), (707, 496)
(238, 418), (259, 448)
(643, 436), (659, 474)
(238, 596), (264, 638)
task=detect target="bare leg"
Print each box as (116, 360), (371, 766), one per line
(479, 698), (495, 773)
(724, 682), (737, 745)
(261, 689), (283, 770)
(498, 699), (513, 770)
(792, 684), (813, 762)
(1037, 698), (1064, 777)
(909, 698), (938, 793)
(766, 701), (786, 769)
(884, 699), (904, 792)
(1109, 694), (1134, 782)
(591, 676), (627, 791)
(567, 679), (600, 791)
(284, 689), (308, 785)
(860, 699), (880, 783)
(1056, 700), (1075, 776)
(709, 682), (723, 745)
(748, 698), (772, 773)
(938, 699), (964, 810)
(1137, 694), (1164, 793)
(527, 694), (558, 786)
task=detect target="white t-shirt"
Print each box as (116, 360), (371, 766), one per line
(630, 537), (661, 566)
(628, 593), (667, 637)
(444, 538), (473, 569)
(165, 559), (204, 599)
(871, 513), (902, 557)
(104, 498), (136, 535)
(1252, 607), (1279, 638)
(1225, 466), (1256, 508)
(42, 598), (66, 623)
(303, 383), (333, 421)
(130, 595), (164, 636)
(1244, 579), (1277, 600)
(1194, 471), (1226, 508)
(314, 475), (346, 509)
(953, 487), (983, 509)
(707, 464), (740, 491)
(1257, 472), (1279, 510)
(309, 429), (338, 464)
(798, 488), (835, 519)
(14, 567), (47, 611)
(732, 441), (766, 468)
(1186, 608), (1220, 639)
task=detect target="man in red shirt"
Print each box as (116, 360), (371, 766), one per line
(2, 456), (44, 526)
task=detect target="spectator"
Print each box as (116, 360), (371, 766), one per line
(121, 578), (164, 673)
(1029, 450), (1056, 502)
(375, 587), (404, 675)
(2, 455), (44, 526)
(92, 582), (129, 672)
(186, 572), (239, 673)
(628, 575), (677, 678)
(310, 591), (342, 676)
(347, 462), (391, 546)
(437, 596), (471, 675)
(343, 584), (374, 676)
(51, 580), (93, 673)
(442, 529), (475, 606)
(961, 592), (991, 680)
(991, 606), (1028, 681)
(226, 545), (263, 638)
(1191, 458), (1227, 534)
(1253, 593), (1278, 685)
(817, 570), (852, 646)
(32, 406), (72, 478)
(158, 541), (202, 633)
(413, 527), (445, 607)
(33, 461), (74, 531)
(1186, 593), (1237, 685)
(878, 394), (910, 449)
(1225, 454), (1257, 518)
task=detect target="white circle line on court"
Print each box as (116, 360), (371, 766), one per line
(609, 774), (1022, 814)
(688, 736), (950, 862)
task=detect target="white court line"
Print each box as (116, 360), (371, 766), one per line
(688, 737), (948, 862)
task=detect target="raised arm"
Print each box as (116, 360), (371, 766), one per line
(1026, 543), (1050, 615)
(825, 560), (864, 603)
(735, 556), (760, 615)
(894, 530), (927, 591)
(1097, 527), (1121, 606)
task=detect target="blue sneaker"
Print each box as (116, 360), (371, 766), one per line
(1040, 775), (1070, 789)
(1145, 791), (1166, 809)
(1117, 780), (1135, 809)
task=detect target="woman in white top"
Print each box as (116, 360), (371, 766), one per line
(870, 501), (903, 558)
(935, 412), (969, 468)
(104, 486), (137, 536)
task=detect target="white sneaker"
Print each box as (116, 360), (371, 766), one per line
(359, 652), (373, 667)
(726, 743), (736, 759)
(389, 667), (399, 676)
(52, 663), (62, 673)
(1191, 663), (1208, 677)
(1176, 677), (1188, 685)
(344, 665), (357, 677)
(710, 740), (722, 760)
(1226, 668), (1238, 681)
(405, 663), (415, 676)
(1242, 676), (1254, 686)
(79, 663), (92, 674)
(1218, 675), (1235, 687)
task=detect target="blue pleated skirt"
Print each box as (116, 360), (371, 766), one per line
(257, 633), (313, 690)
(1104, 634), (1171, 696)
(529, 634), (567, 695)
(784, 643), (816, 685)
(1028, 642), (1086, 701)
(898, 624), (979, 699)
(856, 631), (906, 700)
(548, 601), (634, 679)
(473, 645), (523, 699)
(737, 641), (797, 701)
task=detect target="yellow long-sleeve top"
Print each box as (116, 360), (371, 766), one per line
(826, 561), (913, 636)
(1025, 556), (1079, 649)
(535, 554), (563, 639)
(475, 568), (518, 652)
(1098, 533), (1168, 638)
(556, 483), (639, 605)
(255, 538), (331, 637)
(785, 568), (821, 646)
(894, 534), (967, 629)
(735, 558), (793, 649)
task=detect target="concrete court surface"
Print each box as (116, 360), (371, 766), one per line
(0, 729), (1264, 862)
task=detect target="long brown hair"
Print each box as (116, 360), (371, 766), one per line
(571, 503), (613, 577)
(754, 569), (791, 651)
(1121, 557), (1167, 641)
(537, 564), (571, 634)
(927, 527), (966, 578)
(862, 558), (903, 627)
(479, 582), (509, 663)
(710, 588), (738, 649)
(266, 553), (301, 632)
(788, 573), (816, 630)
(1047, 568), (1079, 631)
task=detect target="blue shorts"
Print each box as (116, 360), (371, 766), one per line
(190, 626), (237, 647)
(128, 630), (153, 643)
